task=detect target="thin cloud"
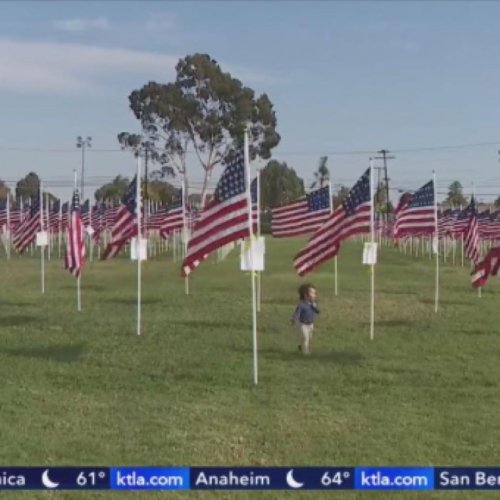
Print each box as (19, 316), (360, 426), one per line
(0, 38), (178, 94)
(53, 17), (110, 33)
(0, 38), (285, 95)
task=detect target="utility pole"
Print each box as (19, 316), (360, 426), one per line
(375, 149), (395, 217)
(76, 136), (92, 200)
(374, 166), (384, 209)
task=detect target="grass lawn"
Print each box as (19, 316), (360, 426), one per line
(0, 238), (499, 499)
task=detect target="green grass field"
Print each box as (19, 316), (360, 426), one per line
(0, 238), (499, 499)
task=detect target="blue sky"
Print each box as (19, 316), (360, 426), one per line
(1, 1), (500, 202)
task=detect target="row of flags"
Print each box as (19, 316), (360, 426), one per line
(2, 163), (499, 289)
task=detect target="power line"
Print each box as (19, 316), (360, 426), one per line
(1, 140), (500, 155)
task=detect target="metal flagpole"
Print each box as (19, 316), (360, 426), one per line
(182, 177), (189, 295)
(58, 200), (62, 258)
(40, 182), (45, 294)
(433, 171), (439, 313)
(256, 169), (262, 312)
(327, 180), (338, 296)
(472, 183), (482, 299)
(244, 129), (258, 385)
(369, 158), (376, 340)
(46, 193), (51, 262)
(73, 170), (82, 312)
(6, 195), (10, 260)
(137, 158), (142, 336)
(89, 202), (94, 263)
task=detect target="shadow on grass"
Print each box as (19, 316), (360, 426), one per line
(0, 315), (39, 326)
(262, 298), (291, 306)
(168, 319), (240, 330)
(0, 300), (37, 307)
(233, 346), (364, 364)
(420, 299), (472, 306)
(105, 297), (164, 305)
(3, 343), (85, 363)
(61, 284), (105, 292)
(362, 320), (418, 328)
(378, 289), (417, 296)
(461, 329), (494, 336)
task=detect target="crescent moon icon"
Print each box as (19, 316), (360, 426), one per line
(42, 469), (60, 489)
(286, 469), (304, 489)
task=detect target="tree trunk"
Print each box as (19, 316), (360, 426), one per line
(200, 168), (213, 209)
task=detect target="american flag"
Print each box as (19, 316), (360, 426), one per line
(102, 176), (138, 260)
(463, 196), (480, 264)
(49, 199), (61, 231)
(181, 150), (250, 277)
(0, 198), (8, 228)
(393, 180), (435, 238)
(13, 193), (41, 254)
(438, 208), (460, 237)
(472, 246), (500, 287)
(61, 202), (69, 233)
(484, 210), (500, 240)
(91, 202), (106, 243)
(64, 189), (84, 278)
(9, 200), (22, 231)
(81, 199), (90, 227)
(160, 188), (184, 238)
(294, 169), (371, 276)
(271, 186), (331, 238)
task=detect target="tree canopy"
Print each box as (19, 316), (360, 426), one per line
(310, 156), (329, 189)
(121, 53), (280, 205)
(445, 181), (467, 208)
(94, 176), (130, 202)
(15, 172), (40, 200)
(260, 160), (304, 209)
(333, 185), (350, 209)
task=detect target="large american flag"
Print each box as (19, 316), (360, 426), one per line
(463, 196), (480, 264)
(102, 176), (138, 260)
(65, 189), (84, 278)
(160, 188), (184, 238)
(13, 193), (41, 254)
(271, 186), (331, 238)
(472, 246), (500, 287)
(393, 180), (435, 238)
(294, 169), (371, 276)
(181, 150), (250, 277)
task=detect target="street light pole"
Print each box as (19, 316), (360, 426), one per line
(76, 136), (92, 200)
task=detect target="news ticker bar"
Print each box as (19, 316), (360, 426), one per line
(3, 467), (500, 490)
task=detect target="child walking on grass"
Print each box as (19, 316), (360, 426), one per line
(291, 283), (320, 355)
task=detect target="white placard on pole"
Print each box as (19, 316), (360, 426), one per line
(130, 237), (148, 261)
(36, 231), (48, 247)
(86, 225), (95, 236)
(363, 242), (378, 265)
(240, 236), (265, 272)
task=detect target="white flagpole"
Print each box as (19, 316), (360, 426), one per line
(46, 193), (51, 262)
(58, 200), (62, 258)
(369, 159), (375, 340)
(328, 180), (338, 296)
(40, 182), (45, 294)
(182, 177), (189, 295)
(256, 168), (262, 312)
(137, 158), (142, 336)
(73, 170), (82, 312)
(472, 183), (482, 299)
(244, 129), (258, 385)
(89, 202), (94, 263)
(6, 195), (10, 260)
(433, 171), (439, 313)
